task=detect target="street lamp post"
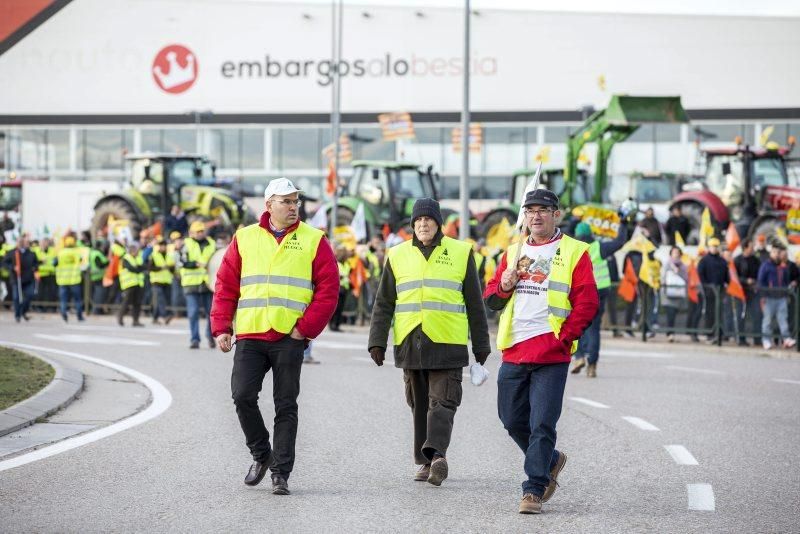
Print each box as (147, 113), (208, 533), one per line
(459, 0), (470, 240)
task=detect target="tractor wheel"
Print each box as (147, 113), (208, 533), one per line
(747, 217), (780, 244)
(479, 209), (517, 241)
(673, 201), (708, 245)
(92, 198), (141, 240)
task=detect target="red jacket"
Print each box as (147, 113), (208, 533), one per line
(210, 212), (340, 341)
(484, 235), (599, 365)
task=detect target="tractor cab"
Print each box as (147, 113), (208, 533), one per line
(512, 168), (592, 206)
(0, 180), (22, 212)
(127, 153), (218, 218)
(343, 160), (438, 233)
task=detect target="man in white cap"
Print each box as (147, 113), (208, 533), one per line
(211, 177), (339, 495)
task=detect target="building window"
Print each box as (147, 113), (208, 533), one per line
(0, 132), (5, 170)
(655, 124), (681, 143)
(353, 127), (395, 161)
(697, 124), (755, 145)
(274, 128), (320, 170)
(206, 129), (240, 169)
(7, 129), (70, 171)
(241, 129), (265, 169)
(141, 129), (196, 153)
(626, 124), (654, 143)
(543, 126), (571, 144)
(79, 129), (133, 170)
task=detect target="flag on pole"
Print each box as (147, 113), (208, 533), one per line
(515, 163), (543, 230)
(674, 231), (685, 248)
(326, 159), (337, 196)
(617, 258), (638, 303)
(639, 254), (661, 289)
(308, 206), (328, 231)
(451, 123), (483, 153)
(687, 261), (701, 303)
(698, 207), (714, 253)
(727, 260), (745, 301)
(726, 222), (741, 252)
(351, 202), (367, 242)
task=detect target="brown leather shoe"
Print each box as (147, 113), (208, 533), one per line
(570, 358), (586, 374)
(519, 493), (542, 514)
(587, 364), (597, 378)
(427, 457), (448, 486)
(414, 464), (431, 481)
(541, 451), (567, 502)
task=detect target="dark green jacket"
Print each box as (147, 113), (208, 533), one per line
(367, 231), (491, 369)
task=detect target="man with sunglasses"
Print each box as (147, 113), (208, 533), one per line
(211, 177), (339, 496)
(484, 189), (598, 514)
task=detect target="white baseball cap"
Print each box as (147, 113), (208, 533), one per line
(264, 177), (301, 200)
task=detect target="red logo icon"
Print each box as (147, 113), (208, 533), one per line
(152, 44), (198, 94)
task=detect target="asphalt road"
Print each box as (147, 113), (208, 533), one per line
(1, 315), (799, 533)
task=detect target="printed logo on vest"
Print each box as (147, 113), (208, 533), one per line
(434, 247), (453, 266)
(283, 233), (303, 251)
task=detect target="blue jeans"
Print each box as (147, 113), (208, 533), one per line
(497, 361), (569, 497)
(11, 280), (35, 320)
(153, 284), (173, 320)
(59, 284), (84, 320)
(577, 288), (607, 364)
(185, 291), (212, 343)
(762, 297), (790, 340)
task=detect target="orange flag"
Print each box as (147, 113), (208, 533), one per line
(325, 159), (337, 196)
(726, 222), (741, 252)
(727, 260), (745, 301)
(687, 262), (701, 303)
(349, 258), (367, 298)
(617, 258), (638, 303)
(442, 218), (458, 238)
(397, 228), (412, 241)
(102, 254), (120, 287)
(382, 223), (391, 241)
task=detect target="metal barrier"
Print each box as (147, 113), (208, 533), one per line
(602, 282), (800, 350)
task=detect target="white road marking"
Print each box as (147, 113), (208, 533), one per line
(569, 397), (610, 409)
(772, 378), (800, 385)
(601, 349), (672, 359)
(665, 365), (726, 376)
(622, 416), (660, 431)
(65, 325), (184, 335)
(687, 483), (715, 511)
(0, 342), (172, 473)
(34, 333), (159, 347)
(664, 445), (699, 465)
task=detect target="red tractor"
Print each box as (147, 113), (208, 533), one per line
(670, 138), (797, 243)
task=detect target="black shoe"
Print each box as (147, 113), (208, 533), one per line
(117, 317), (124, 326)
(244, 459), (271, 487)
(738, 340), (749, 347)
(208, 339), (216, 349)
(22, 314), (30, 322)
(132, 322), (145, 327)
(271, 475), (290, 495)
(15, 316), (21, 323)
(190, 341), (200, 349)
(62, 314), (69, 323)
(165, 315), (174, 325)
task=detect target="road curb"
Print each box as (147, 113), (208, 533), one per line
(0, 347), (84, 438)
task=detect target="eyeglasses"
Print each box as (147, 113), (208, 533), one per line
(272, 199), (302, 207)
(524, 207), (554, 217)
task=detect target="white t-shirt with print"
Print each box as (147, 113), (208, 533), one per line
(510, 236), (563, 346)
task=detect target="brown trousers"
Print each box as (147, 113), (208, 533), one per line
(403, 368), (463, 465)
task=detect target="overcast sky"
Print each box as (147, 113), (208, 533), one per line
(248, 0), (800, 17)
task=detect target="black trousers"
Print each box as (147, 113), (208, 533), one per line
(231, 337), (304, 478)
(118, 286), (142, 323)
(403, 368), (463, 465)
(330, 287), (347, 329)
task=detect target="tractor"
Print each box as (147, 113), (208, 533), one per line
(670, 139), (797, 244)
(478, 95), (689, 240)
(91, 153), (247, 239)
(319, 160), (454, 240)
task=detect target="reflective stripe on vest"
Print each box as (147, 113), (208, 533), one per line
(180, 238), (216, 288)
(55, 248), (83, 286)
(119, 253), (144, 290)
(388, 236), (471, 345)
(496, 235), (589, 352)
(150, 251), (174, 285)
(234, 221), (324, 335)
(588, 240), (611, 290)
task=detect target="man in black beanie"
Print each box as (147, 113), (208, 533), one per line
(368, 198), (491, 486)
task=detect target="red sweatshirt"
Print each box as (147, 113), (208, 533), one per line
(484, 234), (599, 365)
(210, 212), (340, 341)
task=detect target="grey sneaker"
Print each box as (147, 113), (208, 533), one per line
(541, 451), (567, 502)
(427, 457), (448, 486)
(519, 493), (542, 514)
(414, 464), (431, 481)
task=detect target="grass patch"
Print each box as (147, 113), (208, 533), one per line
(0, 347), (55, 411)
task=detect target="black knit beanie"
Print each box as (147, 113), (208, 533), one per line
(411, 198), (443, 227)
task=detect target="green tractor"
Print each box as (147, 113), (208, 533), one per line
(479, 95), (689, 240)
(91, 153), (247, 238)
(320, 160), (452, 239)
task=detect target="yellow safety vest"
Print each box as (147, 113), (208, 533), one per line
(180, 237), (216, 288)
(55, 247), (83, 286)
(150, 251), (174, 285)
(34, 246), (56, 277)
(119, 253), (144, 290)
(339, 261), (351, 290)
(588, 241), (611, 290)
(388, 236), (471, 346)
(0, 244), (9, 278)
(496, 235), (589, 352)
(235, 222), (324, 335)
